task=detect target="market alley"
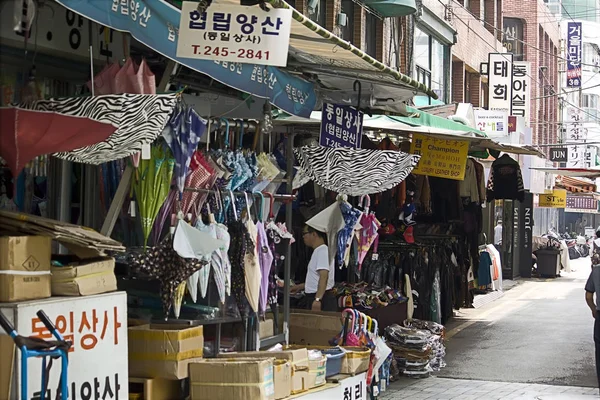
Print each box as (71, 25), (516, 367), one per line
(382, 257), (599, 399)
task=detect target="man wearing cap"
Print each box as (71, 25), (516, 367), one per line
(585, 227), (600, 391)
(290, 225), (337, 312)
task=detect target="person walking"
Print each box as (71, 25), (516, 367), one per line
(584, 227), (600, 391)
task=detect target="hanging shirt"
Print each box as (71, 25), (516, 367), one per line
(494, 224), (503, 245)
(305, 244), (335, 294)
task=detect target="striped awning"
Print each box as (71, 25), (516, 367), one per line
(556, 176), (597, 193)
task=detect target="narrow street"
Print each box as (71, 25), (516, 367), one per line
(382, 258), (599, 399)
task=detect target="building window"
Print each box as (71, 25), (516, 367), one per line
(413, 26), (450, 103)
(307, 0), (326, 27)
(340, 0), (355, 43)
(365, 12), (377, 58)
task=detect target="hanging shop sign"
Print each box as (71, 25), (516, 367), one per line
(549, 147), (568, 163)
(585, 146), (597, 168)
(474, 109), (509, 136)
(566, 22), (582, 88)
(512, 61), (531, 125)
(0, 292), (128, 399)
(55, 0), (316, 118)
(503, 18), (524, 61)
(538, 189), (567, 208)
(319, 103), (364, 149)
(566, 195), (598, 212)
(176, 2), (292, 67)
(565, 106), (588, 168)
(518, 192), (534, 278)
(487, 53), (514, 114)
(0, 1), (125, 63)
(410, 135), (469, 180)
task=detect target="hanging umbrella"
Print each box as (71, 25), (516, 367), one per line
(134, 145), (175, 248)
(87, 63), (120, 95)
(306, 200), (345, 267)
(130, 237), (207, 319)
(0, 107), (117, 175)
(163, 106), (207, 195)
(356, 196), (381, 271)
(13, 93), (179, 164)
(180, 151), (215, 219)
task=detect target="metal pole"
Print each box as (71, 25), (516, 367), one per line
(283, 131), (295, 344)
(57, 159), (72, 254)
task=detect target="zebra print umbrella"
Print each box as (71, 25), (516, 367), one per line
(293, 145), (421, 196)
(15, 93), (178, 164)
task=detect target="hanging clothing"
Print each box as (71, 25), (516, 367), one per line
(478, 251), (493, 287)
(459, 159), (480, 204)
(256, 221), (274, 314)
(486, 155), (525, 202)
(472, 159), (486, 205)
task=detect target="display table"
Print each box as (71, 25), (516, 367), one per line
(0, 292), (128, 399)
(291, 373), (367, 399)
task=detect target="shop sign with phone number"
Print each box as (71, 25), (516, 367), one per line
(177, 2), (292, 67)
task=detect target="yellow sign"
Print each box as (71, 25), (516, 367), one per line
(410, 134), (470, 180)
(538, 189), (567, 208)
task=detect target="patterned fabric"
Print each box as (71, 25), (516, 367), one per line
(130, 237), (207, 319)
(336, 203), (362, 268)
(228, 220), (254, 317)
(256, 221), (274, 314)
(16, 93), (178, 164)
(293, 146), (420, 196)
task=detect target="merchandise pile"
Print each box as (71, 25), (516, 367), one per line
(332, 282), (408, 309)
(384, 319), (446, 378)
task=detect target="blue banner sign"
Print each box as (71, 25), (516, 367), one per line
(319, 103), (363, 148)
(56, 0), (317, 117)
(566, 22), (582, 88)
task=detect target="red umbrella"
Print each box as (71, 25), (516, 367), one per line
(0, 107), (116, 175)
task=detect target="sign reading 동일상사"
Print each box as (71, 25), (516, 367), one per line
(487, 53), (514, 114)
(176, 2), (292, 67)
(538, 189), (567, 208)
(567, 21), (582, 88)
(410, 135), (470, 181)
(319, 103), (364, 149)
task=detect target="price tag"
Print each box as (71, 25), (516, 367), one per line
(141, 144), (151, 160)
(129, 201), (136, 217)
(372, 253), (379, 261)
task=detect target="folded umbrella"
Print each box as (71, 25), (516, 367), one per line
(0, 107), (116, 175)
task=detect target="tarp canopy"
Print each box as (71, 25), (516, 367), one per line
(556, 176), (598, 193)
(391, 106), (487, 137)
(530, 168), (600, 178)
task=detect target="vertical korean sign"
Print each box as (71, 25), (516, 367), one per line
(512, 61), (531, 125)
(566, 106), (587, 168)
(2, 292), (128, 399)
(566, 22), (582, 88)
(319, 103), (364, 148)
(176, 2), (292, 67)
(488, 53), (514, 113)
(410, 135), (470, 180)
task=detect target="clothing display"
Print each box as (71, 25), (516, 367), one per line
(486, 154), (525, 202)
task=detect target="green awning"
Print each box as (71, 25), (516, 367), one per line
(391, 106), (487, 137)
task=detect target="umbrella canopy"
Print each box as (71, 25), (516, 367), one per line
(15, 93), (178, 164)
(0, 107), (116, 175)
(134, 145), (175, 248)
(163, 106), (207, 195)
(130, 237), (207, 319)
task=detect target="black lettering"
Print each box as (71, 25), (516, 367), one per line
(98, 27), (114, 58)
(81, 381), (92, 400)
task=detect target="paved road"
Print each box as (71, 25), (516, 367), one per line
(438, 258), (596, 387)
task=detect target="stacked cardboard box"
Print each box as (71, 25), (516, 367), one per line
(51, 255), (117, 296)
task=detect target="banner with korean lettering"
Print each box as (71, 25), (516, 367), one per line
(319, 104), (363, 149)
(1, 292), (128, 399)
(512, 61), (531, 125)
(177, 2), (292, 67)
(488, 53), (514, 113)
(567, 22), (582, 88)
(55, 0), (316, 118)
(538, 189), (567, 208)
(410, 135), (469, 180)
(565, 106), (588, 168)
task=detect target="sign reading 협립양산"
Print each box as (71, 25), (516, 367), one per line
(176, 2), (292, 67)
(538, 189), (567, 208)
(319, 103), (364, 149)
(410, 134), (470, 181)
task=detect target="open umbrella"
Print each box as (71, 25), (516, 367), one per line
(0, 107), (116, 175)
(15, 93), (179, 164)
(163, 105), (207, 196)
(130, 237), (207, 319)
(134, 145), (175, 248)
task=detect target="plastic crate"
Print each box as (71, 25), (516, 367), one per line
(322, 348), (345, 377)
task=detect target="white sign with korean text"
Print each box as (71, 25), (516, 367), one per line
(512, 61), (531, 125)
(1, 292), (128, 400)
(0, 1), (125, 63)
(474, 109), (509, 137)
(177, 2), (292, 67)
(297, 373), (367, 399)
(488, 53), (514, 113)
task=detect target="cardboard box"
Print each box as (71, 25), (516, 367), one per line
(51, 255), (117, 296)
(341, 347), (371, 375)
(128, 377), (183, 400)
(0, 236), (51, 302)
(289, 311), (342, 346)
(217, 348), (310, 394)
(307, 355), (327, 389)
(189, 359), (275, 400)
(128, 324), (204, 380)
(259, 318), (274, 339)
(214, 357), (292, 399)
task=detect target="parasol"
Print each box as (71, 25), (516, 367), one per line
(306, 199), (345, 267)
(15, 93), (179, 164)
(163, 106), (207, 195)
(87, 63), (120, 95)
(356, 195), (381, 271)
(134, 145), (175, 248)
(0, 107), (116, 175)
(130, 237), (207, 319)
(180, 151), (215, 219)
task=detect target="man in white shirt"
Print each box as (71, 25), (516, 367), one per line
(494, 220), (503, 245)
(290, 225), (336, 312)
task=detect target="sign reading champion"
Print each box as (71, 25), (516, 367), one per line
(177, 2), (293, 67)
